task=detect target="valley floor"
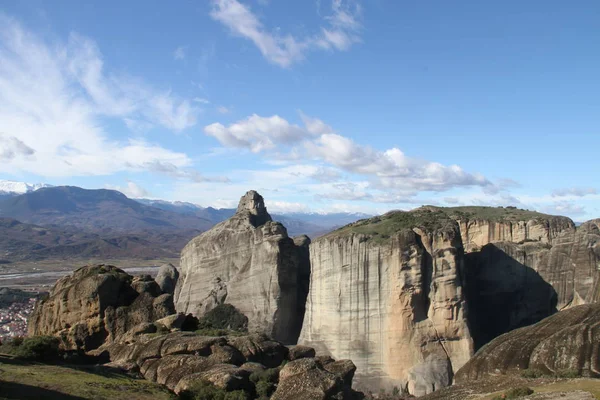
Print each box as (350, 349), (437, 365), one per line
(419, 374), (600, 399)
(0, 355), (174, 400)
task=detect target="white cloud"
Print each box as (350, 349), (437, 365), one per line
(0, 14), (199, 177)
(307, 134), (490, 192)
(106, 181), (150, 198)
(193, 97), (211, 104)
(204, 113), (491, 194)
(174, 45), (186, 60)
(217, 105), (231, 114)
(204, 114), (319, 152)
(552, 187), (597, 198)
(209, 0), (362, 67)
(542, 201), (586, 217)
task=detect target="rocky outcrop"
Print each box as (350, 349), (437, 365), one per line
(465, 221), (600, 349)
(272, 357), (358, 400)
(455, 304), (600, 382)
(97, 331), (359, 398)
(457, 217), (574, 253)
(155, 263), (179, 295)
(420, 206), (576, 253)
(299, 209), (473, 396)
(175, 191), (310, 344)
(28, 265), (174, 350)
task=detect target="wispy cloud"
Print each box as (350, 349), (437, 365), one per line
(0, 13), (200, 178)
(173, 45), (186, 60)
(552, 187), (597, 198)
(209, 0), (362, 67)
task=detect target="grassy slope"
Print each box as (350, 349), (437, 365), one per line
(0, 356), (174, 400)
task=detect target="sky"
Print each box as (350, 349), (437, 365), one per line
(0, 0), (599, 219)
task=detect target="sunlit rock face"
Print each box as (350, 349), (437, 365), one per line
(299, 210), (473, 396)
(175, 190), (310, 345)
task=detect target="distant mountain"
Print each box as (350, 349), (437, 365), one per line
(0, 217), (190, 262)
(135, 198), (371, 238)
(0, 186), (213, 234)
(0, 179), (52, 195)
(0, 183), (370, 264)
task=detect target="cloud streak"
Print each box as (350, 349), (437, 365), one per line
(0, 13), (201, 178)
(210, 0), (362, 67)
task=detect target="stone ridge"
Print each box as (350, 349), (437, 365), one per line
(325, 205), (575, 249)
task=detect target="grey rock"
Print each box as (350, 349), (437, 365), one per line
(155, 263), (179, 295)
(175, 190), (310, 344)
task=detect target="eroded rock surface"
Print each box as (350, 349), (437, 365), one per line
(28, 265), (173, 350)
(175, 190), (310, 344)
(98, 331), (359, 398)
(299, 208), (473, 396)
(456, 304), (600, 382)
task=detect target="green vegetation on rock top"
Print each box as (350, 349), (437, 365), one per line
(325, 205), (570, 243)
(327, 207), (455, 243)
(431, 206), (565, 222)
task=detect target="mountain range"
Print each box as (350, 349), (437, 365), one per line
(0, 180), (370, 264)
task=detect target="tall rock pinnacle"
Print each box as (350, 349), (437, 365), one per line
(236, 190), (272, 227)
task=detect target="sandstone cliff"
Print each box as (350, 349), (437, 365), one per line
(299, 208), (473, 396)
(428, 206), (575, 253)
(28, 265), (174, 350)
(175, 191), (310, 344)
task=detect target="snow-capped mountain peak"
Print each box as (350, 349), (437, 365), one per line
(0, 179), (53, 194)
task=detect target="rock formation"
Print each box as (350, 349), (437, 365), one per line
(299, 208), (473, 396)
(175, 190), (310, 344)
(155, 263), (179, 295)
(455, 304), (600, 382)
(28, 265), (174, 350)
(98, 331), (360, 398)
(465, 219), (600, 349)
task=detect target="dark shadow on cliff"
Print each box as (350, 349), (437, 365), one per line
(464, 243), (558, 351)
(0, 381), (86, 399)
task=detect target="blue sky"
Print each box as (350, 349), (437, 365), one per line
(0, 0), (598, 219)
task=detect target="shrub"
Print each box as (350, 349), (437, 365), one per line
(179, 380), (249, 400)
(556, 369), (580, 378)
(1, 335), (62, 362)
(520, 368), (545, 379)
(255, 380), (274, 399)
(492, 387), (534, 400)
(249, 368), (279, 384)
(197, 304), (248, 332)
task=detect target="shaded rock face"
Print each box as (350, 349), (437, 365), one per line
(175, 190), (311, 344)
(28, 265), (174, 351)
(455, 304), (600, 382)
(465, 222), (600, 349)
(299, 214), (473, 396)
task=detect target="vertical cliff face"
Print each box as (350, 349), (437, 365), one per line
(464, 219), (600, 349)
(175, 191), (310, 345)
(299, 210), (473, 396)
